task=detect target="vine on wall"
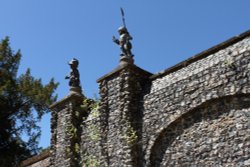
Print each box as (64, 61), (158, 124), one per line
(83, 154), (100, 167)
(122, 121), (138, 145)
(87, 124), (100, 141)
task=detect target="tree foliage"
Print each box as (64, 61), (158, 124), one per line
(0, 37), (58, 166)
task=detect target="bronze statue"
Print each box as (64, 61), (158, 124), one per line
(113, 8), (134, 57)
(65, 58), (80, 87)
(113, 26), (133, 57)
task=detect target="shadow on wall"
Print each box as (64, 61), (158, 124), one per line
(149, 94), (250, 167)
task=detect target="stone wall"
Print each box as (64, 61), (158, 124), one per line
(44, 30), (250, 167)
(96, 63), (152, 167)
(81, 108), (102, 166)
(50, 92), (85, 167)
(149, 96), (250, 166)
(143, 33), (250, 166)
(94, 30), (250, 166)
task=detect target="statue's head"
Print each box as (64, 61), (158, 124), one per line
(118, 26), (127, 34)
(68, 58), (79, 68)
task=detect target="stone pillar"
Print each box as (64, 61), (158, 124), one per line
(50, 87), (86, 167)
(97, 56), (152, 166)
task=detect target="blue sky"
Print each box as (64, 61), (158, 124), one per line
(1, 1), (250, 148)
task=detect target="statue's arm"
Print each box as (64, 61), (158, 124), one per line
(112, 36), (120, 45)
(127, 33), (133, 40)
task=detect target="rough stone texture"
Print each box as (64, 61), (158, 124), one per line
(28, 30), (250, 167)
(151, 96), (250, 167)
(50, 92), (85, 167)
(80, 108), (102, 166)
(143, 35), (250, 166)
(96, 63), (152, 167)
(95, 31), (250, 166)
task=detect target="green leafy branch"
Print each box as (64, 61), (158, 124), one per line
(87, 124), (100, 141)
(83, 154), (100, 167)
(122, 123), (138, 145)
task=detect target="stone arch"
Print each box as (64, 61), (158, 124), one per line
(148, 94), (250, 167)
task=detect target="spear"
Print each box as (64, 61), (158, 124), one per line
(120, 7), (126, 28)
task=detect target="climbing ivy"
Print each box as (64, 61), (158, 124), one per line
(83, 154), (100, 167)
(66, 124), (77, 138)
(122, 121), (138, 145)
(80, 98), (101, 165)
(81, 98), (100, 113)
(87, 124), (100, 141)
(81, 98), (101, 142)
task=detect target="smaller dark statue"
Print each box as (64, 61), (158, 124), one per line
(113, 26), (133, 57)
(65, 58), (80, 87)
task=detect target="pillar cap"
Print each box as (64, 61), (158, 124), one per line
(119, 55), (134, 66)
(97, 61), (152, 83)
(69, 86), (82, 96)
(50, 89), (84, 110)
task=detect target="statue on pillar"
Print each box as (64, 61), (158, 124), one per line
(65, 58), (80, 88)
(112, 8), (134, 57)
(113, 26), (133, 57)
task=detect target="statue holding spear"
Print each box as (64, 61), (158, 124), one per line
(113, 8), (134, 57)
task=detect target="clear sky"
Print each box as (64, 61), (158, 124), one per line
(1, 1), (250, 148)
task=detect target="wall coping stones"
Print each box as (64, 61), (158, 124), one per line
(19, 150), (50, 167)
(50, 91), (84, 110)
(150, 29), (250, 80)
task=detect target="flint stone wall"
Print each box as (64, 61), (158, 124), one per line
(94, 31), (250, 167)
(95, 66), (151, 167)
(34, 30), (250, 167)
(143, 35), (250, 166)
(50, 93), (84, 167)
(81, 109), (102, 166)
